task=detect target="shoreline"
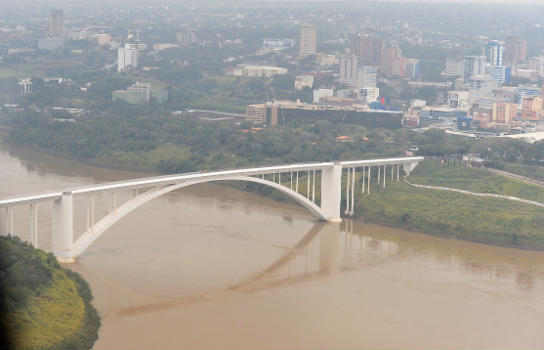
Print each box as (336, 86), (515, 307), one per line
(3, 135), (543, 252)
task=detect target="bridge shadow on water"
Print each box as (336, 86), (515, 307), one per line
(69, 220), (399, 317)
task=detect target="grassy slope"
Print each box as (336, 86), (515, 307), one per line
(352, 160), (544, 250)
(408, 160), (544, 203)
(502, 162), (544, 183)
(1, 237), (100, 349)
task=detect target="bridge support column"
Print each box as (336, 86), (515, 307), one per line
(403, 161), (419, 176)
(320, 163), (342, 223)
(52, 193), (75, 263)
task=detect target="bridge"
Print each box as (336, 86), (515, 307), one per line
(0, 157), (423, 263)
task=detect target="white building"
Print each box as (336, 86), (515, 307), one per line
(448, 91), (470, 109)
(117, 43), (144, 72)
(468, 75), (499, 104)
(444, 57), (464, 76)
(313, 88), (334, 103)
(356, 66), (377, 91)
(358, 87), (379, 104)
(231, 65), (287, 77)
(295, 75), (314, 90)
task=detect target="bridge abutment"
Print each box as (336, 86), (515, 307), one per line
(320, 164), (342, 223)
(52, 193), (75, 263)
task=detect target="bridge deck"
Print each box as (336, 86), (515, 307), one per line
(0, 157), (423, 207)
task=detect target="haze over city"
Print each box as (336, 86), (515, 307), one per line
(1, 0), (544, 348)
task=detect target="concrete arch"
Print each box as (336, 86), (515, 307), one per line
(69, 176), (327, 259)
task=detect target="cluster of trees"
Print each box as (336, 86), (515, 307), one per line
(7, 111), (406, 173)
(0, 236), (100, 350)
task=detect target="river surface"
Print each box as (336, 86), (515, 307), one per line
(1, 141), (544, 348)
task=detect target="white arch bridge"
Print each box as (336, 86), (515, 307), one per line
(0, 157), (422, 262)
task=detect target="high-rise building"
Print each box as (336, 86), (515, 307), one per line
(339, 55), (359, 86)
(405, 59), (421, 79)
(463, 55), (486, 81)
(485, 65), (511, 86)
(350, 34), (384, 66)
(299, 24), (317, 58)
(356, 66), (377, 90)
(485, 40), (504, 67)
(445, 57), (464, 76)
(382, 44), (404, 77)
(49, 9), (63, 37)
(505, 35), (527, 65)
(492, 102), (517, 126)
(117, 44), (140, 72)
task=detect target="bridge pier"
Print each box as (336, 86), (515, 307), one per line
(52, 192), (75, 263)
(320, 163), (342, 223)
(403, 161), (419, 176)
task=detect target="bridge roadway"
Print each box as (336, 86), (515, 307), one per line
(0, 156), (423, 262)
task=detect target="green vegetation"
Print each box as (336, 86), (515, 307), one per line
(350, 160), (544, 250)
(409, 160), (544, 203)
(7, 113), (404, 173)
(0, 236), (100, 350)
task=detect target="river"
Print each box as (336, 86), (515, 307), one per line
(1, 141), (544, 348)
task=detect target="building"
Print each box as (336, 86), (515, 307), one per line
(527, 56), (544, 77)
(246, 104), (267, 123)
(463, 55), (486, 81)
(112, 82), (168, 104)
(38, 37), (64, 51)
(485, 65), (511, 85)
(261, 100), (402, 128)
(492, 102), (517, 127)
(358, 87), (379, 104)
(294, 75), (314, 90)
(339, 55), (359, 86)
(381, 44), (404, 77)
(356, 66), (377, 91)
(350, 34), (383, 66)
(313, 88), (334, 103)
(93, 34), (111, 46)
(419, 107), (469, 127)
(262, 38), (295, 50)
(299, 24), (317, 58)
(18, 78), (32, 95)
(485, 40), (504, 67)
(117, 44), (140, 72)
(448, 91), (470, 109)
(469, 75), (499, 104)
(445, 57), (464, 76)
(517, 85), (542, 109)
(231, 65), (287, 77)
(521, 97), (543, 120)
(49, 9), (63, 37)
(505, 35), (527, 65)
(473, 108), (493, 129)
(405, 59), (421, 79)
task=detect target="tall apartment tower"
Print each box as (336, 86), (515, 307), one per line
(339, 55), (359, 86)
(350, 34), (384, 66)
(485, 40), (504, 66)
(49, 9), (63, 37)
(505, 35), (527, 65)
(117, 45), (139, 72)
(299, 24), (317, 58)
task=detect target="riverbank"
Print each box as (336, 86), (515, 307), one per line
(4, 131), (544, 251)
(0, 236), (100, 349)
(350, 160), (544, 250)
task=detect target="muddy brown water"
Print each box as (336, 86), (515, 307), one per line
(1, 142), (543, 348)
